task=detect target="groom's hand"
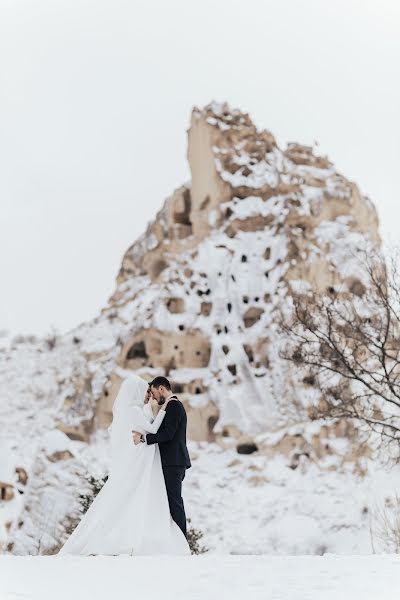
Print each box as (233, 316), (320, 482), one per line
(132, 431), (144, 445)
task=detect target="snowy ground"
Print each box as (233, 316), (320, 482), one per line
(1, 555), (400, 600)
(184, 440), (400, 555)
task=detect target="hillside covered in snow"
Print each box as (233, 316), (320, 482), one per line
(1, 101), (399, 557)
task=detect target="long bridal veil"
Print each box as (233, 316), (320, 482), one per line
(108, 374), (149, 479)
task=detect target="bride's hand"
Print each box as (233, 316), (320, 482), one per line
(132, 431), (143, 445)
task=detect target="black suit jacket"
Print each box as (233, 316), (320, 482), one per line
(146, 397), (191, 469)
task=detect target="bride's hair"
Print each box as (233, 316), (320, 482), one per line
(150, 376), (171, 391)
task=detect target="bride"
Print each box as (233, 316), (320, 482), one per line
(58, 374), (190, 556)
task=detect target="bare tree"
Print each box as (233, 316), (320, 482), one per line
(280, 248), (400, 452)
(370, 494), (400, 553)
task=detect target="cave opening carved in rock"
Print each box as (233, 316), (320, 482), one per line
(121, 328), (211, 370)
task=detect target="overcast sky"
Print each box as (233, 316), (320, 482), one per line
(0, 0), (399, 336)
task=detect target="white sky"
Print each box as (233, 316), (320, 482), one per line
(0, 0), (399, 336)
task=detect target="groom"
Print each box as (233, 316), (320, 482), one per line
(132, 376), (191, 537)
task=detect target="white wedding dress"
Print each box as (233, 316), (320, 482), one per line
(58, 374), (190, 556)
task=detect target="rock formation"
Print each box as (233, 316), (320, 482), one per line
(94, 100), (380, 442)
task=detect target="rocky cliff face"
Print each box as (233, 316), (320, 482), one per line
(95, 101), (380, 441)
(0, 102), (385, 555)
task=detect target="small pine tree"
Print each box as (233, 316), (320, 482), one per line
(78, 474), (108, 514)
(186, 518), (207, 554)
(60, 473), (108, 543)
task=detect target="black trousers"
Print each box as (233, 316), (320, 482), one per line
(162, 465), (187, 537)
